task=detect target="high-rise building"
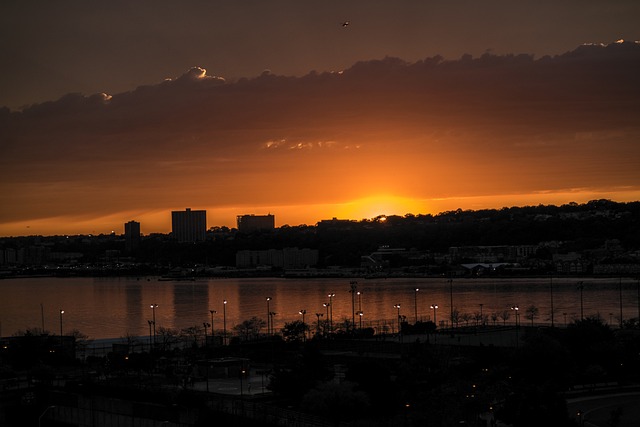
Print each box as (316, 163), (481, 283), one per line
(237, 214), (275, 233)
(172, 208), (207, 242)
(124, 220), (141, 252)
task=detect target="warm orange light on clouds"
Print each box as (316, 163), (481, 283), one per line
(1, 41), (640, 236)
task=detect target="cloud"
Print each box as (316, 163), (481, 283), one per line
(1, 42), (639, 231)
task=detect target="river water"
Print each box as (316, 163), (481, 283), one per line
(2, 276), (639, 340)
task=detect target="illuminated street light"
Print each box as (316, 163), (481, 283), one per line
(223, 300), (227, 345)
(266, 297), (272, 336)
(430, 304), (438, 327)
(299, 309), (307, 341)
(414, 288), (420, 324)
(327, 293), (335, 331)
(350, 281), (358, 331)
(59, 309), (64, 347)
(394, 304), (401, 334)
(150, 304), (158, 346)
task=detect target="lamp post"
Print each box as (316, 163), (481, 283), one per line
(511, 305), (520, 348)
(299, 309), (306, 341)
(394, 304), (401, 334)
(350, 281), (358, 331)
(327, 293), (335, 332)
(479, 303), (484, 326)
(414, 288), (420, 324)
(430, 304), (438, 327)
(147, 320), (154, 351)
(323, 302), (331, 334)
(223, 300), (227, 345)
(210, 309), (216, 346)
(266, 297), (272, 336)
(150, 304), (158, 346)
(59, 309), (64, 347)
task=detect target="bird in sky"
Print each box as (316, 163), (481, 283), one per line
(342, 20), (350, 27)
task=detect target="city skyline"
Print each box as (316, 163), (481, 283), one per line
(1, 2), (639, 237)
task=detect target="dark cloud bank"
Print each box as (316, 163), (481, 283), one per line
(1, 41), (639, 222)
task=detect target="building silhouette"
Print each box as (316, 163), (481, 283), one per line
(237, 214), (275, 233)
(171, 208), (206, 242)
(124, 220), (141, 252)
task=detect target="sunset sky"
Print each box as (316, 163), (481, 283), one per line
(1, 1), (640, 236)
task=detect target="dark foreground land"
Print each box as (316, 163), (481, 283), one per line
(2, 318), (640, 427)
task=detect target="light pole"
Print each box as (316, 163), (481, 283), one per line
(299, 309), (306, 339)
(147, 320), (154, 351)
(59, 309), (64, 338)
(414, 288), (420, 324)
(266, 297), (272, 336)
(323, 302), (330, 335)
(210, 310), (216, 346)
(350, 281), (358, 331)
(394, 304), (401, 334)
(511, 305), (520, 348)
(479, 303), (484, 326)
(150, 304), (158, 346)
(357, 291), (363, 329)
(223, 300), (227, 345)
(327, 293), (335, 332)
(430, 304), (438, 327)
(511, 305), (519, 327)
(357, 310), (363, 330)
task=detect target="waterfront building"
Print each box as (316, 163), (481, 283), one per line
(172, 208), (207, 242)
(235, 247), (318, 269)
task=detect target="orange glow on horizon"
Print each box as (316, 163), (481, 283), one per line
(1, 189), (638, 237)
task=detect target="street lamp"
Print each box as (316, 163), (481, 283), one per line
(511, 305), (519, 327)
(394, 304), (401, 334)
(323, 302), (331, 334)
(511, 305), (520, 348)
(210, 309), (216, 346)
(266, 297), (272, 336)
(147, 320), (154, 351)
(350, 281), (358, 331)
(223, 300), (227, 345)
(414, 288), (420, 324)
(299, 309), (306, 341)
(59, 309), (64, 337)
(430, 304), (438, 327)
(150, 304), (158, 346)
(327, 293), (335, 331)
